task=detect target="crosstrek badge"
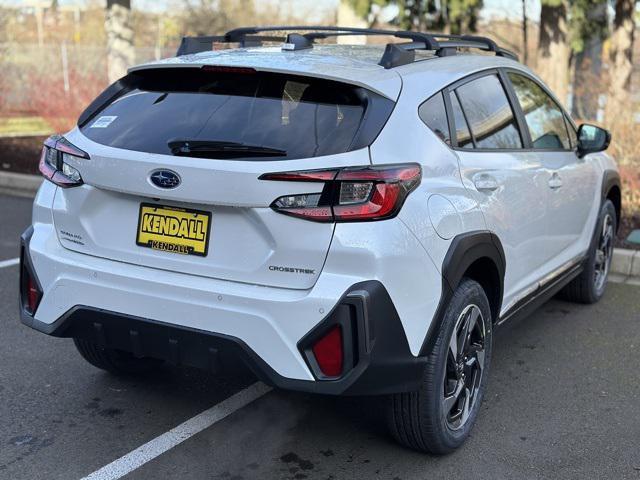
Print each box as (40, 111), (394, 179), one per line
(136, 204), (211, 257)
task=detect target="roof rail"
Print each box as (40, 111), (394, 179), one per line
(175, 26), (519, 68)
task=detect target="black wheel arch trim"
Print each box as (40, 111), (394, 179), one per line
(601, 169), (621, 232)
(419, 230), (505, 356)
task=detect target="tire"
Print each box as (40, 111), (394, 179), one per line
(387, 278), (493, 454)
(73, 338), (163, 375)
(560, 199), (617, 304)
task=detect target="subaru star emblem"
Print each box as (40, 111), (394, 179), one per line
(150, 169), (181, 189)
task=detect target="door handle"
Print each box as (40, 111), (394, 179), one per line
(473, 173), (499, 192)
(548, 173), (563, 190)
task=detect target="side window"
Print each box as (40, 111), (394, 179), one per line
(508, 73), (571, 150)
(455, 74), (523, 149)
(449, 92), (473, 149)
(418, 92), (451, 145)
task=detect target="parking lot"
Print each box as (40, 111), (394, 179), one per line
(1, 191), (639, 480)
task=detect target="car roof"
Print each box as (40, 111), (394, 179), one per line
(129, 44), (526, 102)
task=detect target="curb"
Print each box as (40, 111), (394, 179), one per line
(0, 171), (42, 198)
(611, 248), (640, 284)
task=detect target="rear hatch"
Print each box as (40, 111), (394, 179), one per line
(52, 66), (395, 289)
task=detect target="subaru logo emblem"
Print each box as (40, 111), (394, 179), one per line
(150, 169), (181, 189)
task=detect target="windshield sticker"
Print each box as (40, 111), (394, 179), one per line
(90, 116), (118, 128)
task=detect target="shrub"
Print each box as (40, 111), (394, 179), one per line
(25, 67), (107, 134)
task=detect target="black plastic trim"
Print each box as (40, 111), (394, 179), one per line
(497, 261), (583, 326)
(19, 226), (43, 325)
(22, 278), (427, 396)
(601, 169), (622, 232)
(419, 230), (505, 356)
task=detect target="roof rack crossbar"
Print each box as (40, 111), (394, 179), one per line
(175, 25), (519, 67)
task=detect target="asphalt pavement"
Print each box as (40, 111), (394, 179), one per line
(1, 192), (639, 480)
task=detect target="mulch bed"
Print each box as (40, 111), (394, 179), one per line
(618, 215), (640, 250)
(1, 135), (47, 175)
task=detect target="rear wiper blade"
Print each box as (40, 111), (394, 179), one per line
(168, 140), (287, 158)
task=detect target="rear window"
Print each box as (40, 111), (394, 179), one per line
(79, 68), (394, 160)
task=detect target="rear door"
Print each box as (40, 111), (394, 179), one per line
(447, 71), (550, 308)
(53, 67), (395, 290)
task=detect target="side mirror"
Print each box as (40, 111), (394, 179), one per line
(577, 124), (611, 158)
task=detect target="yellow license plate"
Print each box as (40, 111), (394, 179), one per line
(136, 204), (211, 257)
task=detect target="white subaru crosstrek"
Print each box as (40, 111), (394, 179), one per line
(20, 26), (620, 454)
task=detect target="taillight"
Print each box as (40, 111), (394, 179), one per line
(311, 325), (343, 377)
(260, 163), (421, 222)
(39, 135), (88, 188)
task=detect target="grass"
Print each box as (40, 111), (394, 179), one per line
(0, 116), (53, 136)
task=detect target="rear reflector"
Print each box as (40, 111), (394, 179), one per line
(20, 255), (42, 316)
(311, 325), (344, 377)
(27, 276), (40, 314)
(260, 164), (421, 222)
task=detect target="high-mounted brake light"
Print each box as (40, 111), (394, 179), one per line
(201, 65), (257, 74)
(39, 135), (89, 188)
(259, 163), (421, 222)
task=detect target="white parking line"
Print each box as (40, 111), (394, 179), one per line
(0, 258), (19, 269)
(81, 382), (272, 480)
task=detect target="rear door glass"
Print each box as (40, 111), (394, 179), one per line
(80, 68), (392, 160)
(455, 74), (522, 149)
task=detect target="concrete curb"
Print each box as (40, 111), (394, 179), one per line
(610, 248), (640, 285)
(0, 171), (42, 198)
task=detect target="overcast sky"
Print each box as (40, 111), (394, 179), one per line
(5, 0), (541, 21)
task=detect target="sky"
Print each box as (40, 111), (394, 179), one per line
(4, 0), (540, 21)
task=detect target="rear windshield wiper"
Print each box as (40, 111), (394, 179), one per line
(168, 140), (287, 158)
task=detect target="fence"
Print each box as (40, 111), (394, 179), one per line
(0, 43), (176, 119)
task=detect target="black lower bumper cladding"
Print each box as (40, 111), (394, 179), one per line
(20, 229), (426, 395)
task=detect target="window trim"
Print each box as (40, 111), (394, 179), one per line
(445, 89), (475, 149)
(419, 66), (581, 154)
(444, 68), (526, 152)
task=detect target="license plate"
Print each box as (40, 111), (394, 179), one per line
(136, 203), (211, 257)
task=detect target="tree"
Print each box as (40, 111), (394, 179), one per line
(605, 0), (637, 126)
(569, 0), (608, 119)
(537, 0), (571, 105)
(446, 0), (483, 34)
(105, 0), (135, 83)
(346, 0), (483, 33)
(345, 0), (389, 27)
(521, 0), (528, 65)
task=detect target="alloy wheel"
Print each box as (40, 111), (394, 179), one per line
(443, 304), (486, 430)
(594, 213), (614, 293)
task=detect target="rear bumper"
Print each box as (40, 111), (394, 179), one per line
(20, 225), (427, 395)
